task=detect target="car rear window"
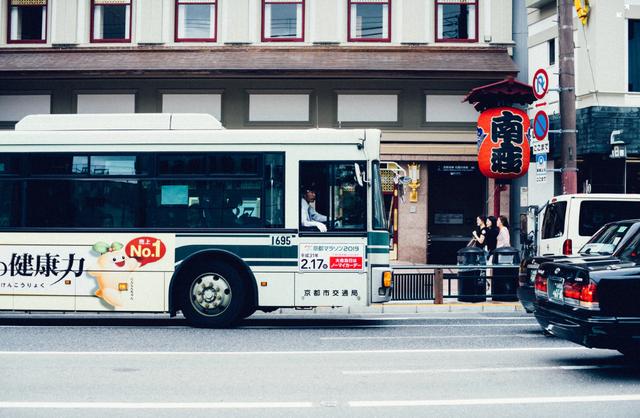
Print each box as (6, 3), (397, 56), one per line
(579, 201), (640, 236)
(579, 222), (632, 255)
(541, 201), (567, 239)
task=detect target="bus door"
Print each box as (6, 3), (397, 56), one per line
(296, 161), (368, 306)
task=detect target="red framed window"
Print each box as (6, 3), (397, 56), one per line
(7, 0), (47, 44)
(348, 0), (391, 42)
(91, 0), (132, 43)
(262, 0), (304, 41)
(436, 0), (478, 42)
(175, 0), (217, 42)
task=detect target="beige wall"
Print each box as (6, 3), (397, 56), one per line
(0, 0), (513, 47)
(529, 0), (640, 110)
(137, 0), (164, 44)
(51, 0), (78, 45)
(397, 163), (428, 263)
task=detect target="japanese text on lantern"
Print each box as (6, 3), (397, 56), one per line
(477, 107), (530, 179)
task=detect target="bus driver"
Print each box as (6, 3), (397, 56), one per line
(301, 185), (327, 232)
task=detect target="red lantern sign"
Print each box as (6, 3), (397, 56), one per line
(477, 107), (530, 179)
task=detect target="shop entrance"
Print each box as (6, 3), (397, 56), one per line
(427, 162), (485, 264)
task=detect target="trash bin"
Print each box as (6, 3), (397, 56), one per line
(457, 246), (487, 302)
(491, 247), (521, 301)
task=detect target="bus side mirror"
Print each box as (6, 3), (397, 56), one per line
(355, 163), (366, 187)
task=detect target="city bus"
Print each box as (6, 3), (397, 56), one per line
(0, 113), (392, 327)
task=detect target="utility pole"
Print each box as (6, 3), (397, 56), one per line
(558, 0), (577, 194)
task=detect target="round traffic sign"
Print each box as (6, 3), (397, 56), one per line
(532, 110), (549, 141)
(532, 68), (549, 100)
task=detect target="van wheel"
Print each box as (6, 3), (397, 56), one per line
(179, 262), (246, 328)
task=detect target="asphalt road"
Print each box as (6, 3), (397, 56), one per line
(0, 311), (639, 418)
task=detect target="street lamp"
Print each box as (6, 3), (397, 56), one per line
(407, 163), (420, 203)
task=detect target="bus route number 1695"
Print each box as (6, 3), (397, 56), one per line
(271, 235), (292, 246)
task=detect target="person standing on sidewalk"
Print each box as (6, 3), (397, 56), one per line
(471, 216), (487, 249)
(485, 216), (498, 258)
(496, 215), (511, 248)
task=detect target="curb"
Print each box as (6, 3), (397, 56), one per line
(269, 301), (525, 315)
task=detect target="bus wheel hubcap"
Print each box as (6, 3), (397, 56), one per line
(191, 273), (232, 316)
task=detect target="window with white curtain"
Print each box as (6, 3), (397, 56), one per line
(263, 0), (304, 41)
(249, 94), (309, 122)
(348, 0), (390, 42)
(337, 94), (397, 122)
(77, 94), (135, 114)
(0, 95), (51, 122)
(8, 0), (47, 43)
(425, 95), (478, 122)
(176, 0), (216, 41)
(162, 94), (222, 119)
(92, 0), (131, 42)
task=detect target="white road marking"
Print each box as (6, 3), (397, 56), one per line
(0, 347), (587, 356)
(366, 317), (533, 320)
(2, 394), (639, 410)
(322, 334), (538, 341)
(349, 394), (640, 408)
(343, 364), (628, 375)
(262, 316), (533, 320)
(0, 401), (312, 410)
(242, 323), (539, 329)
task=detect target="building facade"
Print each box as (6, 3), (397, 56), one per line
(0, 0), (518, 263)
(527, 0), (640, 205)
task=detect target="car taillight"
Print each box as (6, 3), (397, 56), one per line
(563, 282), (582, 300)
(562, 239), (572, 255)
(563, 280), (598, 310)
(534, 272), (547, 297)
(580, 282), (598, 303)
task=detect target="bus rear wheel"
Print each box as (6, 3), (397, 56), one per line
(179, 262), (246, 328)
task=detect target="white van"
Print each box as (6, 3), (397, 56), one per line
(539, 194), (640, 256)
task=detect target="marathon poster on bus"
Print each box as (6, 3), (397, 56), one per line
(0, 233), (175, 311)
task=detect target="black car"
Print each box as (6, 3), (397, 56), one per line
(518, 220), (640, 313)
(533, 229), (640, 357)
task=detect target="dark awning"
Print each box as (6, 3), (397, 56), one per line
(0, 46), (518, 79)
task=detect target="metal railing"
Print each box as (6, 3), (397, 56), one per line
(391, 264), (522, 303)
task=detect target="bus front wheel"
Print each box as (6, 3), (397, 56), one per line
(179, 261), (246, 328)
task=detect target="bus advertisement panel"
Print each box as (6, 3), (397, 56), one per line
(0, 233), (175, 312)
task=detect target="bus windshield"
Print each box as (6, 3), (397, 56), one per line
(372, 161), (387, 230)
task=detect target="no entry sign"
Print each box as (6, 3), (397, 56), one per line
(532, 110), (549, 141)
(532, 68), (549, 100)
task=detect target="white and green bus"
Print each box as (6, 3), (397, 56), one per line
(0, 113), (392, 327)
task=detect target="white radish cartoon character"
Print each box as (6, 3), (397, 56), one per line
(87, 242), (140, 308)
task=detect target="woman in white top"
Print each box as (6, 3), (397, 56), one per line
(496, 215), (511, 248)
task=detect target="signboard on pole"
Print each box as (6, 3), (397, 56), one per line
(535, 153), (547, 183)
(532, 141), (549, 155)
(532, 69), (549, 100)
(532, 110), (549, 141)
(532, 110), (550, 154)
